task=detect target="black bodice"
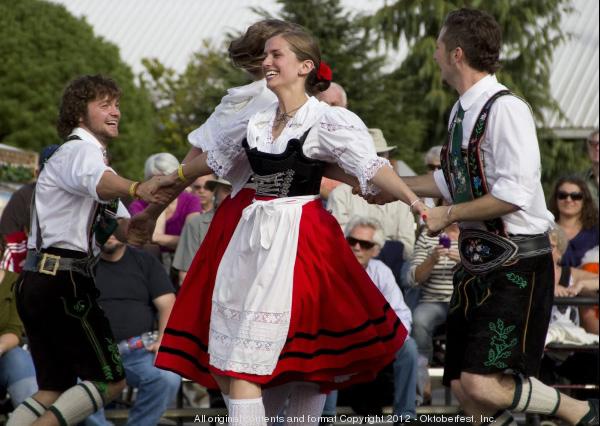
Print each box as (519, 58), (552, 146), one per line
(243, 129), (326, 197)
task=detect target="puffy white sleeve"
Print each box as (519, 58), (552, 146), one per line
(303, 107), (391, 195)
(186, 80), (276, 195)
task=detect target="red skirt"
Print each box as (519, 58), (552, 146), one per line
(156, 195), (406, 391)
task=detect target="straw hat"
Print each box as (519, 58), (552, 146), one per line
(205, 177), (232, 192)
(368, 128), (396, 154)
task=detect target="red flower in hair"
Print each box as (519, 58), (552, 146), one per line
(316, 61), (332, 82)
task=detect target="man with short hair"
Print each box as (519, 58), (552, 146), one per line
(329, 128), (417, 308)
(85, 234), (180, 426)
(10, 74), (173, 426)
(344, 216), (418, 422)
(401, 8), (597, 425)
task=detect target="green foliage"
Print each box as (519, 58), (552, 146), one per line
(141, 45), (250, 160)
(368, 0), (572, 176)
(0, 0), (157, 178)
(0, 165), (34, 183)
(539, 136), (590, 197)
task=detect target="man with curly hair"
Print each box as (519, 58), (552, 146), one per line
(400, 8), (598, 426)
(8, 75), (174, 426)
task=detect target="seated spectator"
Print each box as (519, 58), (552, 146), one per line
(549, 228), (599, 335)
(539, 227), (599, 400)
(0, 266), (37, 411)
(129, 153), (201, 273)
(328, 129), (417, 306)
(332, 216), (418, 422)
(408, 221), (459, 405)
(189, 174), (216, 213)
(549, 176), (599, 267)
(0, 145), (59, 272)
(84, 235), (180, 426)
(173, 177), (232, 286)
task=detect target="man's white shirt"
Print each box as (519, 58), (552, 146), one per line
(366, 258), (412, 333)
(433, 74), (554, 235)
(28, 127), (129, 253)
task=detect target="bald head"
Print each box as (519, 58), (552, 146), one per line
(316, 82), (347, 108)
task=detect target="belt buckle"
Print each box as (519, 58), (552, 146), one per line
(39, 253), (60, 276)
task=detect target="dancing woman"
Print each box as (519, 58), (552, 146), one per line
(194, 27), (427, 426)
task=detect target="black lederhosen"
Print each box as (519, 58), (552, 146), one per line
(16, 247), (124, 391)
(442, 252), (554, 386)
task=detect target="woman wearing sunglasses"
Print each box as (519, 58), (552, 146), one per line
(549, 175), (599, 267)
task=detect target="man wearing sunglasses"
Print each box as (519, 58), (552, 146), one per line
(391, 8), (597, 426)
(343, 215), (418, 423)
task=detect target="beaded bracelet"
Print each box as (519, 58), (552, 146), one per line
(128, 181), (140, 199)
(177, 164), (187, 182)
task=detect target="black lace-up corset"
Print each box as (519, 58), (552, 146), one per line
(242, 129), (326, 197)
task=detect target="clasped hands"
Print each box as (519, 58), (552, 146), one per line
(352, 186), (451, 235)
(135, 174), (179, 204)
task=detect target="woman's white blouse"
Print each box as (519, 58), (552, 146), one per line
(246, 96), (389, 194)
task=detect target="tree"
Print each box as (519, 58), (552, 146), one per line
(0, 0), (157, 178)
(141, 44), (249, 161)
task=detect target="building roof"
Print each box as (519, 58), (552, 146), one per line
(47, 0), (598, 136)
(545, 0), (599, 138)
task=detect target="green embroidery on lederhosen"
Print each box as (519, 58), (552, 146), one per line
(106, 338), (123, 376)
(484, 319), (518, 369)
(62, 295), (115, 381)
(506, 272), (528, 289)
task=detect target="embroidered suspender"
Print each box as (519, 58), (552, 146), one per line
(441, 90), (512, 237)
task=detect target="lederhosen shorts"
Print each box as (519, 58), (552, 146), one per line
(442, 234), (554, 386)
(16, 247), (124, 391)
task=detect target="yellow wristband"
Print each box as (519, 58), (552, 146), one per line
(177, 164), (187, 182)
(129, 181), (140, 198)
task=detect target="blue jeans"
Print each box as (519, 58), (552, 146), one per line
(85, 349), (180, 426)
(411, 302), (449, 361)
(322, 338), (418, 419)
(0, 346), (38, 406)
(393, 337), (418, 419)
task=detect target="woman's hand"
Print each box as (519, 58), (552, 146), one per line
(554, 284), (576, 298)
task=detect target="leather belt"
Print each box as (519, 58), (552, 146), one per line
(459, 229), (551, 275)
(23, 250), (98, 277)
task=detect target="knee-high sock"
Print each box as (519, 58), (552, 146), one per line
(6, 397), (47, 425)
(229, 397), (266, 426)
(285, 383), (326, 426)
(48, 381), (104, 425)
(263, 382), (294, 421)
(509, 375), (560, 415)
